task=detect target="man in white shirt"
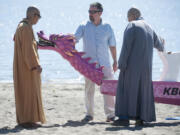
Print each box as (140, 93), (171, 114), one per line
(75, 2), (117, 122)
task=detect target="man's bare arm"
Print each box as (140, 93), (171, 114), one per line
(110, 46), (118, 72)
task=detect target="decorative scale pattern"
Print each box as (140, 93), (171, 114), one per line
(37, 31), (104, 85)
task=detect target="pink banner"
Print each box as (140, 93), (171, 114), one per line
(100, 80), (180, 106)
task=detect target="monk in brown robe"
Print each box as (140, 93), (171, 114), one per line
(13, 6), (46, 128)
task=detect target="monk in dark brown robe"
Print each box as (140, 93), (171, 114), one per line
(13, 6), (46, 128)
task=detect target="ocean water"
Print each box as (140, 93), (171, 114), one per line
(0, 0), (180, 83)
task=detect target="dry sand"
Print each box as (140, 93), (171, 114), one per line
(0, 82), (179, 135)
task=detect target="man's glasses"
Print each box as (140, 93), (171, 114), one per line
(88, 10), (101, 14)
(34, 13), (41, 19)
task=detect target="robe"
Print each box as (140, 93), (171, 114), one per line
(115, 18), (164, 122)
(13, 19), (46, 124)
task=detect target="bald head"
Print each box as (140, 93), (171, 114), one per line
(127, 7), (141, 22)
(26, 6), (41, 19)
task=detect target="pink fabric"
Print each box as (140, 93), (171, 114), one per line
(100, 80), (180, 106)
(37, 31), (104, 85)
(37, 31), (180, 105)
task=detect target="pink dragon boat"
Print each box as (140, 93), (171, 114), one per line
(100, 80), (180, 106)
(37, 31), (104, 85)
(37, 31), (180, 106)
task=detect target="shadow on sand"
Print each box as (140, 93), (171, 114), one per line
(62, 120), (108, 127)
(0, 124), (61, 134)
(105, 121), (180, 131)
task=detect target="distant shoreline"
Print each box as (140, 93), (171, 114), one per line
(0, 79), (85, 84)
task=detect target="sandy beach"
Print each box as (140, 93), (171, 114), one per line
(0, 82), (179, 135)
